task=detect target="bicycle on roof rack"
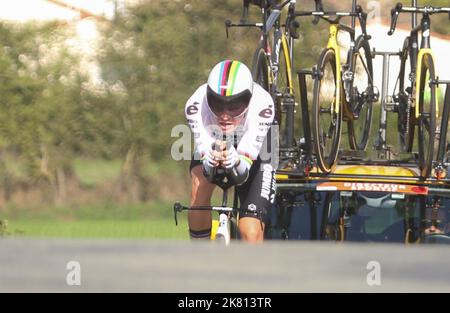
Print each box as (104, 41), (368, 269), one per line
(226, 0), (301, 169)
(387, 1), (450, 178)
(295, 1), (377, 174)
(226, 0), (378, 176)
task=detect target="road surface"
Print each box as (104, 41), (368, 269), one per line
(0, 239), (449, 292)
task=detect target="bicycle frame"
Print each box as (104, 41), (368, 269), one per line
(272, 28), (294, 95)
(173, 180), (265, 245)
(405, 12), (438, 119)
(296, 8), (366, 115)
(389, 4), (450, 119)
(173, 201), (236, 245)
(325, 24), (343, 115)
(226, 0), (296, 111)
(264, 1), (296, 96)
(256, 1), (298, 154)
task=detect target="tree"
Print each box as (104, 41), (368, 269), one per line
(95, 0), (253, 201)
(0, 21), (90, 204)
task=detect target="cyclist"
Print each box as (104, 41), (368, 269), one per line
(423, 198), (450, 236)
(185, 59), (276, 243)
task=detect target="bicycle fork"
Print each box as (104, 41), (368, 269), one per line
(215, 212), (231, 245)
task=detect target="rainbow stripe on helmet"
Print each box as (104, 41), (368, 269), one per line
(217, 60), (242, 96)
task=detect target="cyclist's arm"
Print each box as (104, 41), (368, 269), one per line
(185, 84), (216, 159)
(236, 84), (275, 162)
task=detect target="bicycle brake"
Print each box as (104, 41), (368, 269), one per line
(173, 202), (182, 226)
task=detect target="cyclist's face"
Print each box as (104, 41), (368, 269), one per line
(216, 111), (245, 133)
(423, 207), (449, 234)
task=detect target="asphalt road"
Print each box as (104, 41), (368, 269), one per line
(0, 239), (449, 292)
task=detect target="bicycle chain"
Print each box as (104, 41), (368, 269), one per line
(405, 95), (411, 136)
(405, 73), (416, 136)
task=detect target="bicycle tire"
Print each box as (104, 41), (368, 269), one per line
(312, 48), (342, 173)
(251, 46), (270, 92)
(273, 37), (293, 97)
(252, 47), (278, 126)
(417, 53), (436, 178)
(347, 36), (374, 151)
(273, 37), (295, 146)
(437, 86), (450, 162)
(398, 38), (415, 152)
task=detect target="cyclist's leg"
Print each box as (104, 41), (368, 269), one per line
(237, 155), (276, 243)
(239, 217), (264, 242)
(189, 160), (216, 239)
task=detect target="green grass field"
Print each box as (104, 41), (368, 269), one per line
(5, 218), (188, 239)
(0, 156), (229, 239)
(1, 200), (192, 239)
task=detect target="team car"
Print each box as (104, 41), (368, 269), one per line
(270, 162), (450, 244)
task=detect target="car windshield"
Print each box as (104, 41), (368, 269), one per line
(274, 190), (450, 244)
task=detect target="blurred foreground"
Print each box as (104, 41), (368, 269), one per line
(0, 239), (449, 292)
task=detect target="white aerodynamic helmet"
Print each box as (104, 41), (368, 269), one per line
(206, 60), (253, 117)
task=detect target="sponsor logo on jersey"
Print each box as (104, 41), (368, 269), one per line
(186, 104), (199, 115)
(259, 108), (273, 118)
(260, 164), (273, 201)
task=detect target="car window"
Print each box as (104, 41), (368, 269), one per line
(273, 189), (450, 244)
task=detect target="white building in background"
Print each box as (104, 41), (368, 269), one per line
(0, 0), (116, 22)
(335, 17), (450, 106)
(0, 0), (135, 86)
(1, 1), (449, 90)
(367, 19), (450, 96)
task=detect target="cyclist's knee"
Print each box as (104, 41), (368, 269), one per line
(240, 228), (263, 243)
(239, 217), (264, 243)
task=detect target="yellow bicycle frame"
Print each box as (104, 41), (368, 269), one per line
(280, 34), (294, 95)
(415, 48), (439, 119)
(266, 33), (294, 95)
(325, 24), (342, 114)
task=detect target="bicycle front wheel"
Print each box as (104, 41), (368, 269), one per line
(251, 46), (270, 92)
(347, 36), (374, 151)
(312, 48), (342, 173)
(273, 37), (295, 147)
(417, 53), (436, 178)
(273, 38), (293, 97)
(252, 47), (279, 127)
